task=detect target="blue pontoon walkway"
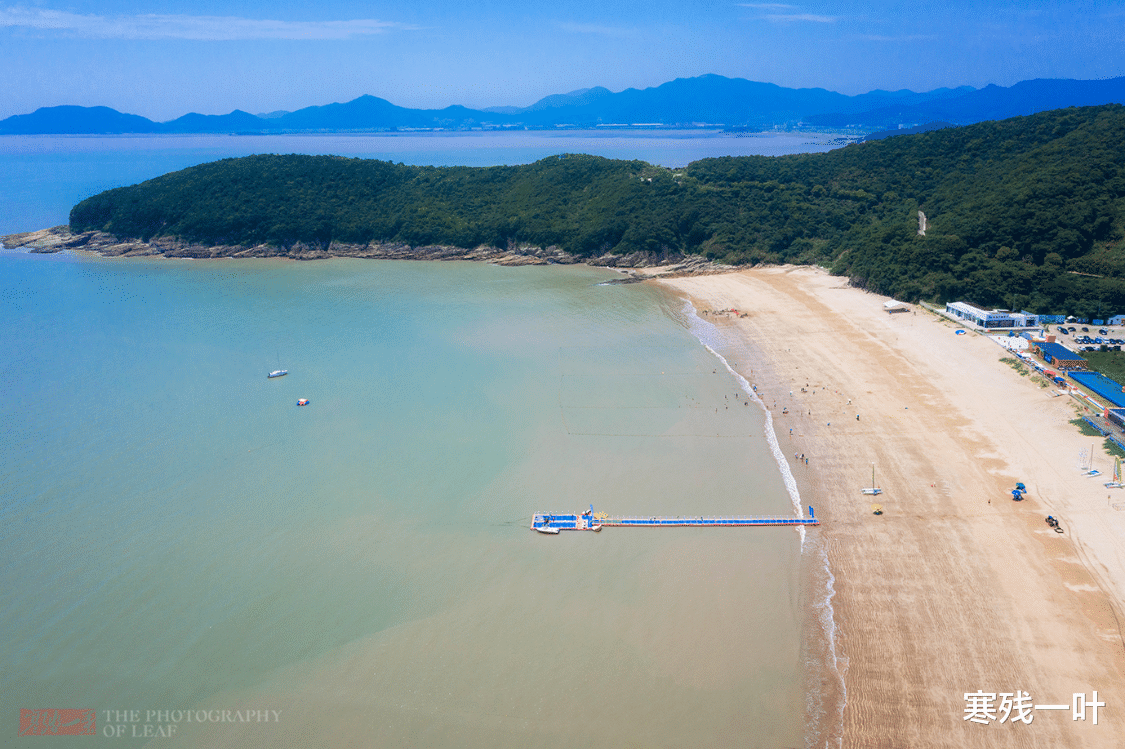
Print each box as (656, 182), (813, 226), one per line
(531, 506), (819, 533)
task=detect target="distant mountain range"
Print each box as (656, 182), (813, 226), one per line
(5, 74), (1125, 135)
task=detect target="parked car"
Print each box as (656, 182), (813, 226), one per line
(1082, 327), (1090, 332)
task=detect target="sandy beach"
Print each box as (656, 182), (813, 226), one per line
(658, 266), (1125, 748)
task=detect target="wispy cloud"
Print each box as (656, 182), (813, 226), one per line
(0, 6), (415, 40)
(556, 21), (637, 37)
(738, 4), (837, 23)
(861, 33), (938, 41)
(763, 13), (837, 23)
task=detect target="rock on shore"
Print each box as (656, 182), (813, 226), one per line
(1, 226), (735, 280)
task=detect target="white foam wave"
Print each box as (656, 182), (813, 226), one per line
(805, 533), (847, 748)
(704, 341), (807, 541)
(677, 300), (805, 531)
(676, 298), (846, 748)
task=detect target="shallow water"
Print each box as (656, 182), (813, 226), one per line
(3, 253), (805, 747)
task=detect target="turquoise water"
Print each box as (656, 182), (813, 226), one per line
(3, 252), (805, 747)
(0, 131), (846, 236)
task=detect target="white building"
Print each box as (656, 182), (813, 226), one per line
(945, 302), (1039, 329)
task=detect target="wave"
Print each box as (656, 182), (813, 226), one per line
(673, 297), (846, 748)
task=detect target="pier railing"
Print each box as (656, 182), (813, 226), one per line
(601, 515), (818, 527)
(531, 510), (819, 531)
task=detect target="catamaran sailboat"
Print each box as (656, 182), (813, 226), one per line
(268, 351), (288, 378)
(861, 463), (882, 495)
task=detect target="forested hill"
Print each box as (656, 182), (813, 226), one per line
(71, 104), (1125, 315)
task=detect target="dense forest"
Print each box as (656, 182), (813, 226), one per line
(70, 105), (1125, 316)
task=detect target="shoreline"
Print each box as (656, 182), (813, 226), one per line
(0, 226), (735, 281)
(656, 266), (1125, 747)
(671, 288), (846, 747)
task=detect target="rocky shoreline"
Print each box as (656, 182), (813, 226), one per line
(1, 226), (736, 281)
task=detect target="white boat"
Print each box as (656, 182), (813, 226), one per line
(268, 350), (287, 379)
(534, 525), (560, 535)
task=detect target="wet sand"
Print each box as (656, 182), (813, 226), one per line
(658, 266), (1125, 748)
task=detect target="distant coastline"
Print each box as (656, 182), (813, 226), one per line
(5, 73), (1125, 135)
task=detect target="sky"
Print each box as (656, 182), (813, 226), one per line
(1, 0), (1124, 121)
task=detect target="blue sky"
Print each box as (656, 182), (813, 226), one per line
(1, 0), (1123, 120)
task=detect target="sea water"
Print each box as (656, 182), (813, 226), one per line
(0, 130), (848, 236)
(2, 251), (805, 747)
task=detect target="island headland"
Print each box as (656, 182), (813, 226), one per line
(5, 104), (1125, 314)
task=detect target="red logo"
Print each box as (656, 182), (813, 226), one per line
(19, 709), (96, 736)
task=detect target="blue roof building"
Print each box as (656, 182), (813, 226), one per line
(1032, 341), (1088, 370)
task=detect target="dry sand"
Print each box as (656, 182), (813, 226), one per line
(657, 266), (1125, 748)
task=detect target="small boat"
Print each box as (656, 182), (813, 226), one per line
(861, 463), (882, 495)
(297, 398), (309, 406)
(1108, 458), (1123, 488)
(268, 351), (287, 379)
(535, 526), (561, 535)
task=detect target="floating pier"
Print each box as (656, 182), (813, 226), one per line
(531, 506), (818, 533)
